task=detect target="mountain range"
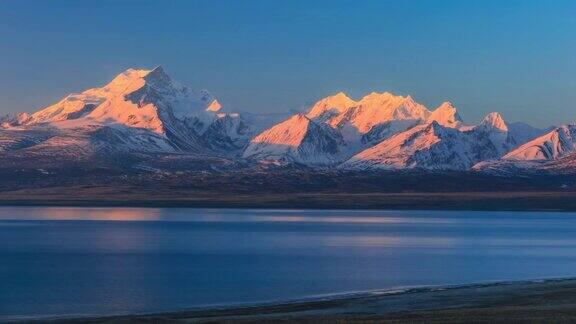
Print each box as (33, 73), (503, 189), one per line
(1, 67), (572, 175)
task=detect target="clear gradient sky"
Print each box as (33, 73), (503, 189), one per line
(0, 0), (574, 127)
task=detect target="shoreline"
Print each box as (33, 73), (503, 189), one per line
(0, 202), (573, 212)
(2, 190), (576, 211)
(16, 277), (576, 323)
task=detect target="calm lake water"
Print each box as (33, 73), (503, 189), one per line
(2, 207), (576, 319)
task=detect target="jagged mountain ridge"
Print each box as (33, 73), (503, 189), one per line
(244, 91), (474, 166)
(0, 67), (561, 173)
(246, 90), (541, 170)
(341, 121), (505, 171)
(1, 67), (259, 159)
(504, 125), (576, 161)
(242, 114), (348, 165)
(474, 125), (576, 174)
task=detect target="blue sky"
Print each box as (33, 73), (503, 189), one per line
(0, 0), (574, 127)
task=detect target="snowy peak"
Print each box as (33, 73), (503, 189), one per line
(108, 68), (154, 87)
(474, 112), (516, 156)
(143, 66), (169, 82)
(24, 66), (222, 134)
(320, 91), (431, 135)
(427, 102), (463, 128)
(243, 113), (347, 165)
(306, 92), (356, 119)
(342, 120), (501, 171)
(136, 66), (183, 95)
(100, 67), (170, 99)
(356, 92), (414, 109)
(503, 125), (576, 161)
(247, 114), (312, 148)
(25, 67), (163, 126)
(206, 99), (222, 112)
(307, 91), (461, 149)
(358, 91), (403, 104)
(481, 112), (508, 132)
(6, 69), (569, 172)
(110, 66), (168, 85)
(341, 122), (448, 170)
(3, 66), (258, 155)
(353, 92), (430, 129)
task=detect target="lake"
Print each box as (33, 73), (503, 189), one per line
(2, 207), (576, 320)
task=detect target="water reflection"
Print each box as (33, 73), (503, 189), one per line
(0, 207), (162, 221)
(0, 207), (461, 224)
(238, 215), (456, 224)
(3, 208), (576, 319)
(324, 236), (457, 247)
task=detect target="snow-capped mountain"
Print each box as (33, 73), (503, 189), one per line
(341, 121), (501, 171)
(308, 92), (429, 136)
(306, 92), (356, 122)
(471, 121), (549, 175)
(472, 126), (576, 175)
(0, 67), (566, 173)
(343, 92), (430, 132)
(473, 112), (517, 156)
(1, 67), (261, 158)
(246, 91), (440, 164)
(242, 114), (348, 165)
(240, 90), (548, 170)
(503, 125), (576, 161)
(359, 100), (463, 148)
(307, 92), (468, 146)
(426, 102), (463, 128)
(341, 112), (521, 171)
(22, 67), (220, 131)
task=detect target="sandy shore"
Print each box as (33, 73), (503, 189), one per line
(26, 278), (576, 323)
